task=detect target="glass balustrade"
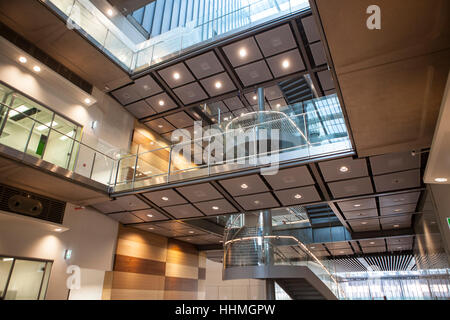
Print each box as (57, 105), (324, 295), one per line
(45, 0), (310, 73)
(113, 94), (352, 192)
(0, 85), (118, 187)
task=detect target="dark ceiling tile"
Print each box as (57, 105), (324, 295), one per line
(108, 212), (143, 224)
(379, 191), (421, 208)
(176, 183), (223, 202)
(163, 204), (205, 219)
(373, 169), (420, 192)
(328, 177), (374, 198)
(362, 246), (386, 254)
(370, 152), (420, 175)
(111, 84), (141, 105)
(185, 51), (224, 79)
(223, 96), (245, 111)
(235, 60), (273, 87)
(337, 198), (377, 212)
(266, 49), (305, 78)
(131, 209), (168, 222)
(234, 192), (279, 210)
(318, 157), (368, 182)
(114, 195), (149, 211)
(125, 100), (155, 119)
(200, 72), (236, 97)
(274, 186), (321, 206)
(310, 41), (327, 66)
(158, 62), (195, 88)
(173, 82), (209, 105)
(193, 199), (237, 215)
(359, 239), (385, 247)
(133, 75), (163, 97)
(301, 15), (321, 43)
(255, 24), (297, 57)
(222, 37), (263, 67)
(264, 85), (284, 100)
(144, 118), (176, 134)
(342, 208), (378, 220)
(164, 111), (194, 128)
(91, 200), (124, 214)
(142, 189), (188, 207)
(145, 92), (177, 113)
(380, 204), (417, 216)
(268, 98), (288, 109)
(263, 166), (314, 190)
(219, 175), (269, 196)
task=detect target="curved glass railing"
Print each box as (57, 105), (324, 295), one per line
(45, 0), (310, 73)
(222, 213), (346, 298)
(113, 94), (352, 192)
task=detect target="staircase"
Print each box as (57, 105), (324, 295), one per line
(278, 76), (314, 105)
(225, 227), (260, 267)
(276, 278), (327, 300)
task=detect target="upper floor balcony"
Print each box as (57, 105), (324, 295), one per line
(45, 0), (310, 73)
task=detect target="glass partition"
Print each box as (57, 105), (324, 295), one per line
(45, 0), (310, 73)
(0, 83), (118, 187)
(113, 94), (352, 192)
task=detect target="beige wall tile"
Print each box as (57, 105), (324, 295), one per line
(116, 238), (167, 262)
(111, 271), (165, 290)
(111, 289), (164, 300)
(165, 262), (198, 279)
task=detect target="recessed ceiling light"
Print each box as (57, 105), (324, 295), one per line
(158, 125), (163, 128)
(353, 204), (361, 207)
(148, 227), (154, 230)
(240, 183), (248, 189)
(19, 56), (27, 63)
(54, 228), (62, 232)
(294, 194), (302, 199)
(434, 177), (447, 182)
(252, 95), (257, 101)
(33, 66), (41, 72)
(173, 72), (180, 80)
(361, 221), (368, 225)
(158, 100), (165, 106)
(339, 166), (349, 173)
(276, 103), (281, 108)
(310, 246), (315, 249)
(282, 59), (290, 69)
(84, 98), (91, 104)
(339, 251), (344, 254)
(369, 241), (375, 245)
(107, 9), (113, 16)
(254, 200), (260, 204)
(161, 196), (169, 201)
(239, 48), (247, 57)
(189, 231), (195, 234)
(393, 224), (400, 228)
(394, 209), (402, 212)
(215, 81), (222, 89)
(146, 214), (153, 218)
(212, 206), (219, 210)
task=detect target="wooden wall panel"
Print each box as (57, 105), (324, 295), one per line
(107, 226), (205, 300)
(114, 254), (166, 275)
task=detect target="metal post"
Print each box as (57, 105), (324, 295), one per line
(265, 279), (276, 300)
(24, 122), (36, 153)
(262, 209), (273, 266)
(113, 157), (121, 190)
(89, 152), (96, 179)
(40, 113), (55, 160)
(167, 145), (173, 183)
(131, 145), (140, 189)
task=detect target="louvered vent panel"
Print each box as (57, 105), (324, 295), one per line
(0, 184), (66, 224)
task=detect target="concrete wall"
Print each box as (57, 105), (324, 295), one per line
(0, 204), (119, 300)
(204, 259), (266, 300)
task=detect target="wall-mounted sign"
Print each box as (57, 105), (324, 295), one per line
(447, 217), (450, 230)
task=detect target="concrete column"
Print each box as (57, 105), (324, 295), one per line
(265, 279), (276, 300)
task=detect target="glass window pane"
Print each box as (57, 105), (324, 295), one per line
(38, 262), (52, 300)
(4, 260), (46, 300)
(0, 257), (14, 297)
(0, 109), (35, 152)
(42, 130), (76, 168)
(25, 124), (50, 158)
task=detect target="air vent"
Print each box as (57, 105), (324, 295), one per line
(0, 183), (66, 224)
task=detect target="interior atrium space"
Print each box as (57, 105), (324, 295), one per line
(0, 0), (449, 305)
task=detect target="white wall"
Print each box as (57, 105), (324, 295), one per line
(68, 268), (106, 300)
(0, 204), (119, 300)
(0, 38), (135, 156)
(204, 259), (266, 300)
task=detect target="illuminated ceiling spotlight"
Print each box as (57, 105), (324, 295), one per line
(281, 59), (290, 69)
(18, 56), (27, 63)
(161, 196), (169, 201)
(54, 228), (62, 232)
(158, 100), (165, 106)
(252, 95), (257, 101)
(393, 224), (400, 228)
(276, 103), (281, 108)
(361, 221), (368, 225)
(33, 66), (41, 72)
(146, 214), (153, 218)
(434, 177), (447, 183)
(239, 48), (247, 58)
(294, 194), (302, 199)
(212, 206), (219, 210)
(84, 98), (91, 105)
(240, 183), (248, 189)
(353, 204), (361, 207)
(339, 166), (349, 173)
(107, 9), (114, 16)
(158, 125), (163, 128)
(173, 72), (181, 80)
(214, 81), (222, 89)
